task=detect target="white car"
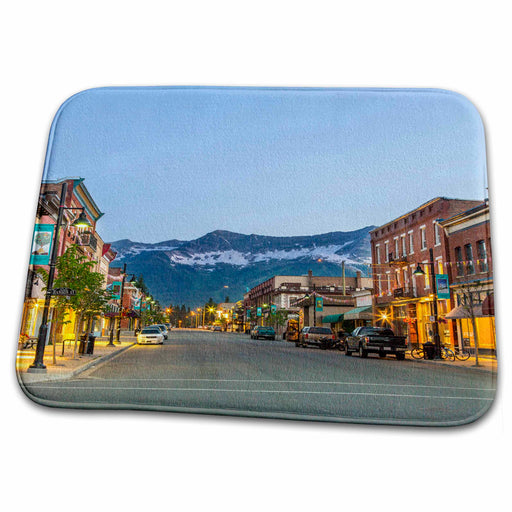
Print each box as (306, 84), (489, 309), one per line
(153, 324), (169, 339)
(137, 327), (164, 345)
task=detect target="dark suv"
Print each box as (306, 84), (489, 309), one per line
(250, 326), (276, 340)
(297, 326), (336, 349)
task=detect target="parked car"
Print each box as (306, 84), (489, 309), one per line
(344, 326), (407, 360)
(250, 326), (276, 340)
(297, 326), (336, 349)
(212, 325), (222, 332)
(137, 327), (164, 345)
(152, 324), (169, 339)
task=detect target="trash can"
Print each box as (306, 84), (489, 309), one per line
(86, 333), (96, 355)
(78, 334), (87, 354)
(423, 341), (435, 360)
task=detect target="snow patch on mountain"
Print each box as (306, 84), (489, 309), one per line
(168, 243), (370, 267)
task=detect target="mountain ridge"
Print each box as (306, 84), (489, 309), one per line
(109, 227), (375, 306)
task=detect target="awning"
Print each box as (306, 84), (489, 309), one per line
(322, 314), (344, 324)
(445, 305), (486, 319)
(343, 306), (373, 320)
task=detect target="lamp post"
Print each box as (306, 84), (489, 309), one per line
(115, 263), (127, 344)
(28, 182), (92, 373)
(413, 247), (441, 358)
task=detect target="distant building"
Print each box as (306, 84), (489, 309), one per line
(244, 270), (372, 333)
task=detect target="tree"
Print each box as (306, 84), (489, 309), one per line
(38, 245), (110, 358)
(456, 279), (489, 367)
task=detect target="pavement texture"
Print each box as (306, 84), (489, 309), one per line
(16, 331), (497, 386)
(16, 337), (136, 385)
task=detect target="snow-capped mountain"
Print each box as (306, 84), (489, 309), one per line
(110, 228), (374, 306)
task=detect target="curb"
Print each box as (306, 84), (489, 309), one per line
(18, 343), (136, 384)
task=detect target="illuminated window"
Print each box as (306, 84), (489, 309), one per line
(424, 262), (430, 289)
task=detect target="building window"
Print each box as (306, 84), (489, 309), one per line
(401, 235), (407, 257)
(477, 240), (488, 272)
(420, 227), (427, 250)
(434, 223), (441, 246)
(375, 244), (381, 264)
(465, 244), (475, 274)
(436, 259), (444, 274)
(394, 238), (399, 259)
(424, 261), (430, 289)
(386, 272), (391, 295)
(408, 231), (414, 254)
(384, 241), (389, 262)
(455, 246), (464, 276)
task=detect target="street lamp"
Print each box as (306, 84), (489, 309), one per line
(28, 182), (94, 373)
(413, 247), (441, 358)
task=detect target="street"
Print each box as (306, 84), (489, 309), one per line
(22, 329), (496, 426)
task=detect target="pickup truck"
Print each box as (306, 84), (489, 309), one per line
(344, 327), (407, 360)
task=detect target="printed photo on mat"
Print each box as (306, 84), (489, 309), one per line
(17, 87), (497, 425)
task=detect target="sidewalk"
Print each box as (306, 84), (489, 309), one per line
(405, 351), (497, 373)
(16, 338), (136, 385)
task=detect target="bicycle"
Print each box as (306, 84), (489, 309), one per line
(454, 347), (471, 361)
(410, 344), (455, 361)
(440, 345), (455, 362)
(18, 333), (38, 350)
(410, 346), (424, 359)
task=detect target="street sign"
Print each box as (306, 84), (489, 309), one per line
(50, 287), (77, 297)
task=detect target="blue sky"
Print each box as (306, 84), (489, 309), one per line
(44, 87), (487, 243)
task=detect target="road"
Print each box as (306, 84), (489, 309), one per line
(23, 329), (497, 425)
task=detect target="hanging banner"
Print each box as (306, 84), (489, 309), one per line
(246, 309), (251, 319)
(271, 304), (277, 314)
(30, 224), (55, 265)
(436, 274), (450, 299)
(315, 297), (324, 311)
(257, 307), (262, 317)
(111, 281), (122, 299)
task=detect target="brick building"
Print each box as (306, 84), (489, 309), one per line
(370, 197), (482, 347)
(21, 177), (105, 343)
(440, 200), (495, 354)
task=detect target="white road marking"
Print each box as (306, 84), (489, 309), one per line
(70, 377), (494, 392)
(27, 384), (493, 401)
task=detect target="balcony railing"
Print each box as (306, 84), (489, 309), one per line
(78, 232), (98, 251)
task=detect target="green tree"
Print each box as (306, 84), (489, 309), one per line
(39, 245), (110, 358)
